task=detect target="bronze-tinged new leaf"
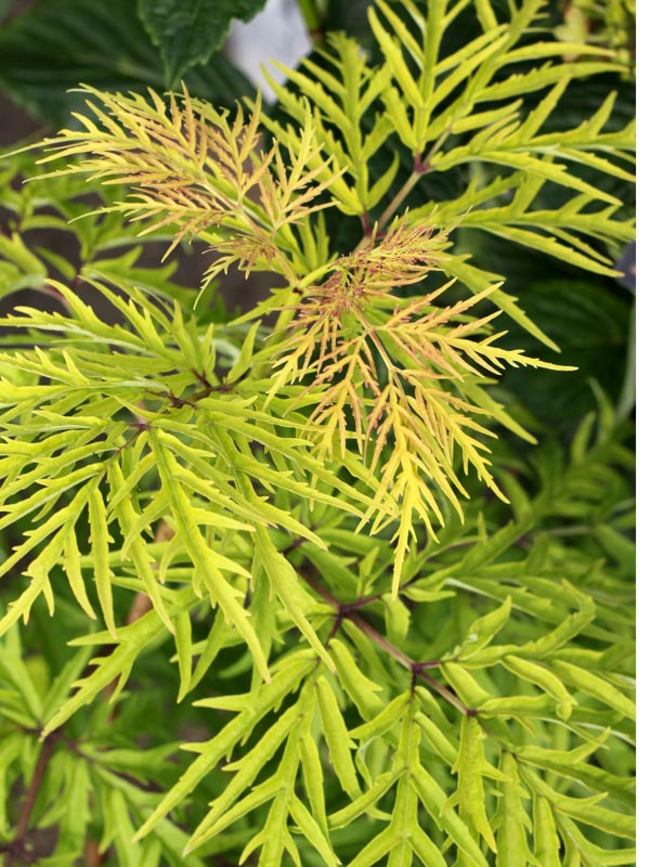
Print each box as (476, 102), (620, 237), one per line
(272, 221), (572, 590)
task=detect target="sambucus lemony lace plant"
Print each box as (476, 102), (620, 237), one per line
(0, 1), (635, 864)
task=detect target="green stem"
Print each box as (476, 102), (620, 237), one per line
(297, 0), (324, 41)
(299, 569), (473, 716)
(376, 128), (452, 232)
(377, 169), (421, 230)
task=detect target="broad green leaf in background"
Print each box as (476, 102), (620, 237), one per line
(500, 279), (630, 430)
(0, 0), (254, 127)
(138, 0), (268, 86)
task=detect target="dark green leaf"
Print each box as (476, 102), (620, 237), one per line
(138, 0), (267, 85)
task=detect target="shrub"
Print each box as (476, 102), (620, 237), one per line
(0, 1), (635, 864)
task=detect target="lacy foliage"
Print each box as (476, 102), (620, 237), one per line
(28, 0), (638, 584)
(0, 1), (635, 864)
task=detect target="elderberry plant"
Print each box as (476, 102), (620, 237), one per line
(0, 1), (635, 864)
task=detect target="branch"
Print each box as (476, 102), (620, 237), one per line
(84, 839), (106, 866)
(16, 734), (56, 837)
(2, 731), (59, 866)
(376, 128), (453, 232)
(300, 571), (474, 716)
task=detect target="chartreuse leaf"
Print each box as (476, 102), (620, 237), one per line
(502, 656), (576, 721)
(148, 430), (270, 681)
(451, 716), (501, 853)
(523, 766), (635, 841)
(552, 659), (635, 720)
(0, 628), (43, 722)
(110, 788), (142, 867)
(344, 700), (450, 867)
(290, 795), (340, 866)
(455, 596), (512, 659)
(557, 815), (636, 865)
(186, 609), (230, 693)
(135, 653), (314, 840)
(188, 682), (339, 864)
(172, 610), (193, 701)
(329, 770), (399, 830)
(42, 589), (197, 736)
(517, 586), (596, 657)
(440, 663), (491, 708)
(299, 730), (329, 834)
(257, 530), (333, 671)
(533, 795), (562, 867)
(63, 521), (96, 621)
(329, 637), (384, 720)
(187, 698), (303, 847)
(227, 319), (260, 384)
(0, 575), (49, 638)
(411, 761), (487, 867)
(107, 463), (173, 634)
(0, 479), (96, 634)
(334, 687), (490, 866)
(495, 753), (534, 866)
(350, 692), (410, 742)
(316, 675), (362, 798)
